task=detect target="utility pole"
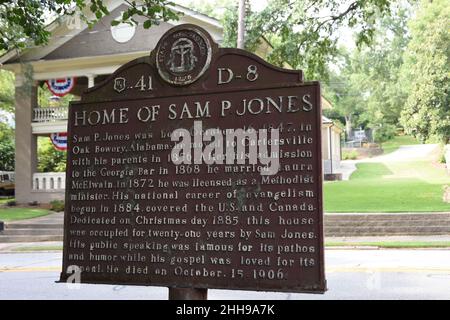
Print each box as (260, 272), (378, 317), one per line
(237, 0), (246, 49)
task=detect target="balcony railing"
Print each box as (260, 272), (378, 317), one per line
(33, 172), (66, 191)
(33, 107), (68, 122)
(0, 171), (14, 183)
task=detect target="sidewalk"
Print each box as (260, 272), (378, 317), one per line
(0, 211), (63, 243)
(1, 234), (450, 253)
(335, 160), (357, 180)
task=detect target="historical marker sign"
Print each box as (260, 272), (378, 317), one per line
(60, 24), (326, 293)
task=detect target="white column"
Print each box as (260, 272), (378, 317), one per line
(14, 73), (38, 204)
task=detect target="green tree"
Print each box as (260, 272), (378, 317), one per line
(0, 69), (15, 170)
(355, 5), (412, 130)
(0, 139), (14, 171)
(323, 53), (367, 139)
(184, 0), (233, 19)
(190, 0), (400, 80)
(184, 0), (244, 49)
(37, 137), (66, 172)
(0, 121), (12, 140)
(400, 0), (450, 143)
(0, 0), (179, 51)
(38, 83), (75, 108)
(324, 3), (415, 142)
(0, 126), (14, 171)
(245, 0), (396, 79)
(0, 69), (14, 113)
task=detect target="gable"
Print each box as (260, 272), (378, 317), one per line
(43, 4), (174, 60)
(0, 2), (223, 65)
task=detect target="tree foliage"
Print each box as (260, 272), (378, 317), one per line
(245, 0), (394, 80)
(323, 52), (366, 138)
(0, 0), (179, 51)
(0, 69), (14, 113)
(323, 3), (414, 141)
(354, 5), (411, 128)
(400, 0), (450, 143)
(37, 137), (66, 173)
(184, 0), (240, 48)
(189, 0), (399, 80)
(0, 69), (14, 171)
(37, 83), (75, 108)
(0, 119), (14, 171)
(0, 138), (14, 171)
(184, 0), (232, 20)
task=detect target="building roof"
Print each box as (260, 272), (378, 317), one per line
(322, 116), (343, 133)
(322, 116), (333, 124)
(0, 1), (339, 124)
(0, 1), (223, 66)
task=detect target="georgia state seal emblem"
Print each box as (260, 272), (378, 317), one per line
(156, 26), (212, 86)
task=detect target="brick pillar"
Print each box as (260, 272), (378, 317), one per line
(14, 74), (38, 204)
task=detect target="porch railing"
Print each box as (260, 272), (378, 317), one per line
(0, 171), (15, 183)
(33, 172), (66, 191)
(33, 107), (68, 122)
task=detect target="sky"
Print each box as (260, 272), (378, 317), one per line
(0, 110), (14, 127)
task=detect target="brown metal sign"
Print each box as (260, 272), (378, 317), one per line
(60, 24), (326, 293)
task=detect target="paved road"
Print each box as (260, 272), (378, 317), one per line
(0, 249), (449, 300)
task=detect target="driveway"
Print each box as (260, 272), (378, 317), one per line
(338, 144), (439, 180)
(362, 144), (438, 163)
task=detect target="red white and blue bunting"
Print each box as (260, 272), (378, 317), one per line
(46, 77), (76, 97)
(50, 132), (68, 151)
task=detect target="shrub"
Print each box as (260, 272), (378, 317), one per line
(6, 200), (16, 206)
(374, 124), (397, 143)
(50, 200), (65, 212)
(342, 150), (358, 160)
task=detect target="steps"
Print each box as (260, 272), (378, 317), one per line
(5, 223), (63, 229)
(1, 228), (63, 236)
(0, 235), (63, 242)
(0, 212), (64, 243)
(1, 212), (449, 242)
(324, 213), (450, 237)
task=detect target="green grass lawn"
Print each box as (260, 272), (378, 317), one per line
(0, 208), (50, 221)
(324, 161), (450, 212)
(381, 135), (419, 154)
(349, 163), (393, 179)
(12, 245), (63, 252)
